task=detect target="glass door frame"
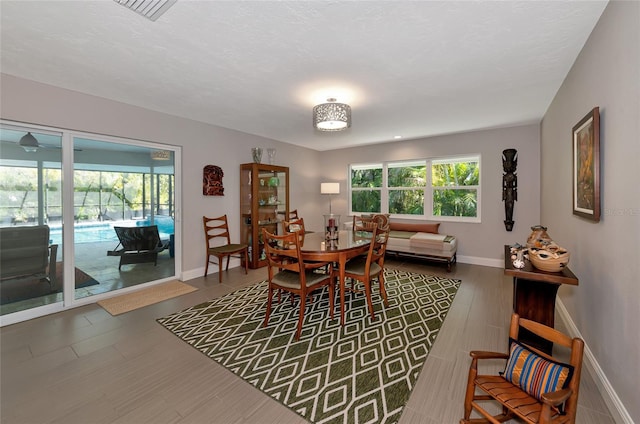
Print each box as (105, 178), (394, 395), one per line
(0, 120), (182, 327)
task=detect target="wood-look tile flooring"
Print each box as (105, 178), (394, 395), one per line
(0, 260), (615, 424)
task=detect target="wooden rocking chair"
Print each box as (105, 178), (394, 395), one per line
(460, 313), (584, 424)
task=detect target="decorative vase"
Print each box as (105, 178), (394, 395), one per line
(251, 147), (263, 163)
(268, 176), (279, 187)
(267, 148), (276, 165)
(526, 225), (552, 248)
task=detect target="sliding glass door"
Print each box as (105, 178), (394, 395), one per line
(0, 125), (63, 314)
(0, 122), (180, 322)
(71, 136), (177, 300)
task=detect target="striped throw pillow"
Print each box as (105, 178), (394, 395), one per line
(503, 339), (573, 401)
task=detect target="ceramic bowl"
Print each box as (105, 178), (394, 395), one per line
(528, 247), (570, 272)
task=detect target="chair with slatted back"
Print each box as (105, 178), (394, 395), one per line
(261, 228), (334, 340)
(352, 214), (390, 232)
(203, 215), (248, 283)
(460, 312), (584, 424)
(283, 217), (307, 237)
(343, 223), (390, 320)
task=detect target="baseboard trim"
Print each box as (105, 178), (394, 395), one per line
(183, 258), (245, 282)
(457, 255), (503, 268)
(556, 299), (633, 424)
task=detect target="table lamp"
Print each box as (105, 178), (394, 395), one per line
(320, 182), (340, 214)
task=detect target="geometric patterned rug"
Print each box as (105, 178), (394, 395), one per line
(157, 269), (460, 424)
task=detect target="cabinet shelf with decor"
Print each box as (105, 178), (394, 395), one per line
(240, 163), (289, 268)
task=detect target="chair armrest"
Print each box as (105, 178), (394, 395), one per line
(539, 388), (573, 422)
(469, 351), (510, 360)
(541, 387), (572, 406)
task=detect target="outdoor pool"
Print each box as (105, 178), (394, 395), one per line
(49, 217), (174, 245)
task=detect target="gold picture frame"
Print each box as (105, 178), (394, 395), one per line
(572, 107), (600, 221)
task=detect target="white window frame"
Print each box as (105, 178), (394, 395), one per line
(348, 154), (481, 223)
(430, 155), (481, 223)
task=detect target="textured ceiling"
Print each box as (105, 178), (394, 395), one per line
(0, 1), (608, 151)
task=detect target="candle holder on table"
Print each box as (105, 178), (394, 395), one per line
(324, 214), (340, 248)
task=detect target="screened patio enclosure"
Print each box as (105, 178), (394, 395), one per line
(0, 122), (180, 321)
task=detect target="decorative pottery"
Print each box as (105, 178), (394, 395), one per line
(529, 244), (570, 272)
(526, 225), (552, 248)
(251, 147), (263, 163)
(268, 176), (279, 187)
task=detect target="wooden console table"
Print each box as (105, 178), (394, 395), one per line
(503, 245), (578, 353)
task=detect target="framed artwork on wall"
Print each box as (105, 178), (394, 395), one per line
(572, 107), (600, 222)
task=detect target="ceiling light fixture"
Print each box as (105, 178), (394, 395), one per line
(151, 150), (171, 160)
(313, 98), (351, 132)
(113, 0), (177, 21)
(19, 132), (39, 153)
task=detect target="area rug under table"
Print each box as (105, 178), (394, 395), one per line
(157, 269), (460, 424)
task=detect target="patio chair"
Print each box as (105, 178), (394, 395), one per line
(0, 225), (58, 289)
(107, 225), (168, 270)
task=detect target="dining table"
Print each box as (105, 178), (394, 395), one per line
(300, 230), (372, 326)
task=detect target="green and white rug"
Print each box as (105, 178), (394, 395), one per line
(157, 269), (460, 424)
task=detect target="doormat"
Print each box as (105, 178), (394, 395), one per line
(98, 280), (197, 316)
(157, 269), (461, 424)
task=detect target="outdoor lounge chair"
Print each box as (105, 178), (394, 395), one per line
(0, 225), (58, 289)
(107, 225), (168, 270)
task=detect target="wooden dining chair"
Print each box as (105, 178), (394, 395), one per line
(283, 217), (307, 237)
(343, 223), (390, 320)
(261, 228), (334, 340)
(353, 214), (390, 232)
(203, 215), (248, 283)
(460, 312), (584, 424)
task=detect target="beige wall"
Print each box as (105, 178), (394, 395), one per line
(318, 124), (541, 264)
(1, 73), (542, 268)
(0, 74), (323, 275)
(541, 1), (639, 421)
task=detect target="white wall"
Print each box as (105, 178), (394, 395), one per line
(540, 1), (639, 421)
(0, 74), (322, 275)
(317, 125), (541, 264)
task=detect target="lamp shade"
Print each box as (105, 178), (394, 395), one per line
(313, 98), (351, 131)
(320, 182), (340, 194)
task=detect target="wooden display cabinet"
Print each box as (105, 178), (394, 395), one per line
(240, 163), (289, 268)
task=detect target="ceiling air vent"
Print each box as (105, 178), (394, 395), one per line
(113, 0), (177, 22)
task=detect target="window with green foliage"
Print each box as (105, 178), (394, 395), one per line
(388, 161), (426, 215)
(350, 164), (382, 213)
(349, 155), (480, 222)
(432, 157), (480, 219)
